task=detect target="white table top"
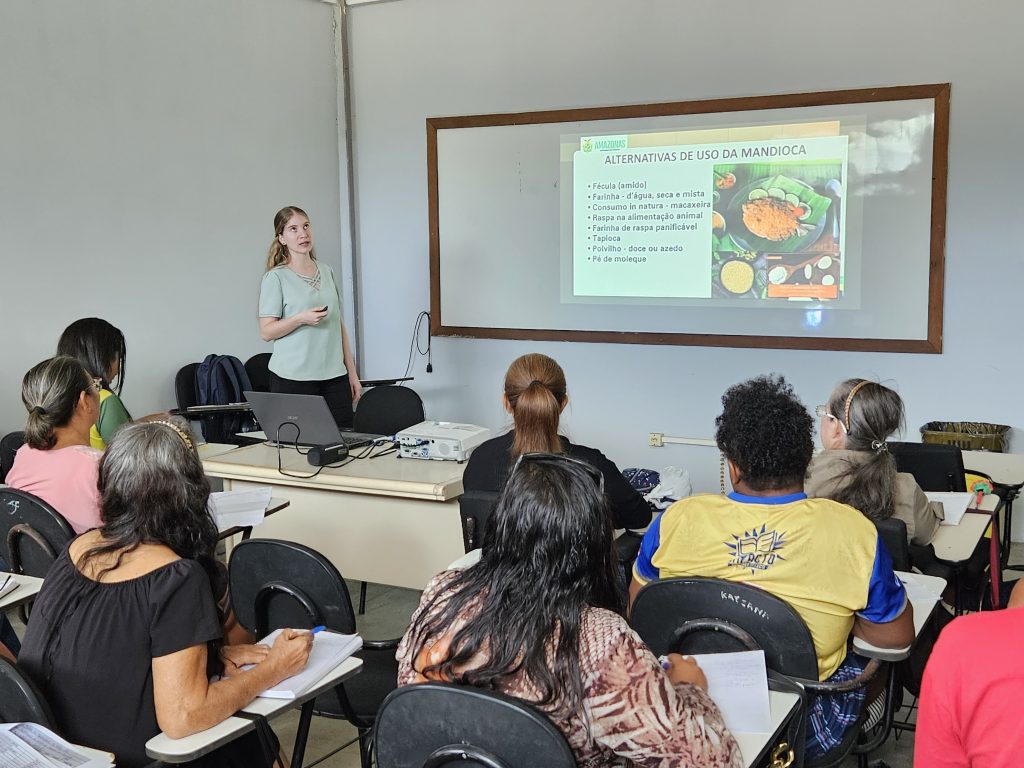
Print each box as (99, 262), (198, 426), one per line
(930, 492), (999, 563)
(202, 442), (465, 501)
(0, 574), (44, 611)
(852, 571), (946, 661)
(733, 690), (801, 768)
(197, 442), (240, 460)
(146, 655), (363, 762)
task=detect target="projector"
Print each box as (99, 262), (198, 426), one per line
(396, 421), (491, 462)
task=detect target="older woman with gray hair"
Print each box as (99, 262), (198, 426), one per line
(17, 421), (312, 767)
(805, 378), (942, 546)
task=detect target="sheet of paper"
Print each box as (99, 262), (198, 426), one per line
(209, 487), (272, 530)
(0, 723), (112, 768)
(252, 629), (363, 699)
(899, 573), (944, 603)
(926, 492), (975, 526)
(688, 650), (771, 733)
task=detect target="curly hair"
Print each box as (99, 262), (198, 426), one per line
(715, 374), (813, 491)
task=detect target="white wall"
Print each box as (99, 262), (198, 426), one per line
(346, 0), (1023, 493)
(0, 0), (342, 433)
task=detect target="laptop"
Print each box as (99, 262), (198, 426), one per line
(243, 391), (381, 449)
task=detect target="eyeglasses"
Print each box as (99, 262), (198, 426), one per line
(815, 405), (848, 434)
(508, 452), (605, 494)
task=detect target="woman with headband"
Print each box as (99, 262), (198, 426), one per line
(805, 378), (942, 545)
(18, 421), (312, 767)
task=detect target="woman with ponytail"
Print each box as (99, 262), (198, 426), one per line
(6, 356), (103, 534)
(805, 378), (942, 545)
(464, 354), (653, 531)
(258, 205), (361, 428)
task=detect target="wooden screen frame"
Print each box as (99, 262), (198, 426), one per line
(427, 83), (949, 353)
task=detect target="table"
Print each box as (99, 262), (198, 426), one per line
(852, 571), (945, 661)
(733, 690), (802, 768)
(0, 573), (43, 611)
(146, 656), (362, 765)
(202, 443), (466, 590)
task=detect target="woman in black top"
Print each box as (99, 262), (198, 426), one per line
(18, 421), (312, 768)
(463, 353), (653, 532)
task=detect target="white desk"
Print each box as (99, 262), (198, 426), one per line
(852, 571), (945, 661)
(930, 493), (998, 563)
(733, 690), (801, 768)
(146, 656), (362, 763)
(0, 574), (43, 611)
(202, 443), (466, 590)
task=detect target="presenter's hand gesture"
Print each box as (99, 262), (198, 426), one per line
(267, 628), (314, 681)
(299, 306), (329, 326)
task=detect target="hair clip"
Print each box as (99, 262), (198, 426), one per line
(153, 420), (195, 451)
(871, 439), (888, 453)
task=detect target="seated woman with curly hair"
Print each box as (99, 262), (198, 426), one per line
(630, 374), (913, 760)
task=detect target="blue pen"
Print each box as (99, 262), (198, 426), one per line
(311, 625), (326, 635)
(657, 654), (671, 670)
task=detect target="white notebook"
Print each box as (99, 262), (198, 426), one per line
(926, 492), (975, 527)
(0, 722), (113, 768)
(209, 487), (272, 530)
(689, 650), (772, 734)
(253, 629), (363, 699)
(0, 573), (18, 599)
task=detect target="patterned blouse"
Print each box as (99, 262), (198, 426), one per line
(397, 572), (743, 768)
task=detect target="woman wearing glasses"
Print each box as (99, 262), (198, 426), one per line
(6, 356), (104, 534)
(398, 456), (742, 768)
(805, 378), (942, 546)
(463, 353), (653, 532)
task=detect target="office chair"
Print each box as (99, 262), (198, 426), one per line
(0, 656), (56, 726)
(374, 682), (578, 768)
(889, 442), (966, 492)
(458, 490), (499, 552)
(229, 539), (401, 768)
(875, 517), (911, 572)
(245, 353), (272, 393)
(631, 577), (891, 768)
(353, 386), (424, 436)
(0, 488), (75, 580)
(0, 431), (25, 484)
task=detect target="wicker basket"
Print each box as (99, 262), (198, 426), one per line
(920, 421), (1010, 452)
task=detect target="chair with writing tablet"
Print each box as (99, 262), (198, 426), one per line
(631, 577), (893, 768)
(228, 538), (401, 768)
(0, 431), (25, 485)
(374, 682), (577, 768)
(457, 490), (499, 552)
(0, 655), (55, 726)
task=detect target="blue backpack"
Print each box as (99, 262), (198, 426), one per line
(195, 354), (257, 443)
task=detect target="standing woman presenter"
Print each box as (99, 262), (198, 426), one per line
(258, 206), (361, 428)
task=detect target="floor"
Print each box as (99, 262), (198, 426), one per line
(10, 547), (1024, 767)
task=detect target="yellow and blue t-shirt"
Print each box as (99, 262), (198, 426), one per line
(633, 491), (907, 680)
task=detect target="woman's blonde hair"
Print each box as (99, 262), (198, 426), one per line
(21, 356), (93, 450)
(504, 354), (567, 457)
(265, 205), (317, 271)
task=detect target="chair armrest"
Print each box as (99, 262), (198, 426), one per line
(362, 637), (402, 651)
(793, 657), (882, 695)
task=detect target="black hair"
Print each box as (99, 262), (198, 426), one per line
(405, 457), (621, 716)
(715, 374), (814, 491)
(56, 318), (127, 395)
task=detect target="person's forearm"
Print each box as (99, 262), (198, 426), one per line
(341, 322), (358, 378)
(260, 315), (305, 342)
(161, 662), (282, 738)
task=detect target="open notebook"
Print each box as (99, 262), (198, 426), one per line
(252, 629), (363, 700)
(0, 722), (113, 768)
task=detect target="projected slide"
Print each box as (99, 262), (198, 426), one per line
(571, 126), (848, 302)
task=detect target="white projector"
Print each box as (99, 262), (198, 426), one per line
(396, 421), (491, 462)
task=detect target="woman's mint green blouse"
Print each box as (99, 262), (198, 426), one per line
(258, 263), (347, 381)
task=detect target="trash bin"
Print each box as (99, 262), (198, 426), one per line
(920, 421), (1010, 452)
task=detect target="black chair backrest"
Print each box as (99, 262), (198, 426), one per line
(0, 488), (75, 578)
(354, 386), (425, 436)
(875, 517), (911, 572)
(228, 539), (357, 637)
(889, 441), (966, 492)
(374, 682), (577, 768)
(631, 577), (820, 681)
(458, 490), (499, 552)
(0, 656), (55, 726)
(245, 353), (273, 393)
(174, 362), (201, 411)
(0, 431), (25, 484)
